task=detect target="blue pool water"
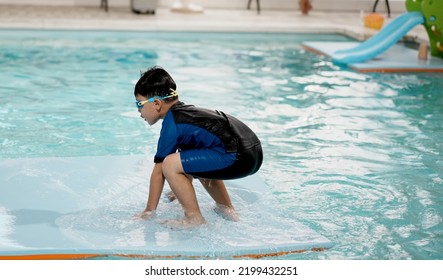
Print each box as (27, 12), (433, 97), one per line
(0, 30), (442, 259)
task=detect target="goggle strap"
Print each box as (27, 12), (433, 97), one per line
(152, 90), (179, 101)
(136, 89), (179, 108)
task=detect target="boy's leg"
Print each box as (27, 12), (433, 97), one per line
(198, 179), (232, 206)
(162, 153), (205, 226)
(199, 179), (239, 221)
(166, 174), (192, 202)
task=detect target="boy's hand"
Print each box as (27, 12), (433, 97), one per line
(166, 190), (177, 202)
(133, 210), (156, 220)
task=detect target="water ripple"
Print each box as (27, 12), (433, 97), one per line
(0, 30), (442, 259)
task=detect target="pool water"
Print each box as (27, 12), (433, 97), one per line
(0, 30), (442, 259)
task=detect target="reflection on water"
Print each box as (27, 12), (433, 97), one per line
(0, 30), (442, 259)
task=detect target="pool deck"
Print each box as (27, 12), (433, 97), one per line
(0, 5), (429, 43)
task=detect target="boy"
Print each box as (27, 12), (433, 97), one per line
(133, 66), (263, 228)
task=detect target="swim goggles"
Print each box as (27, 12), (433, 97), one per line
(135, 89), (178, 109)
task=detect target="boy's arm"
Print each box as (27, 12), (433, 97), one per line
(146, 162), (165, 211)
(136, 163), (165, 219)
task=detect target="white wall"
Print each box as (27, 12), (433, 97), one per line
(0, 0), (408, 13)
(314, 0), (406, 13)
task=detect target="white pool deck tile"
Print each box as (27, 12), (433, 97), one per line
(0, 5), (430, 43)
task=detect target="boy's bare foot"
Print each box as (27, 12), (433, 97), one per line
(160, 217), (206, 229)
(133, 210), (156, 220)
(214, 204), (240, 221)
(166, 190), (177, 202)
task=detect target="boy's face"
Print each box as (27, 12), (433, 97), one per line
(135, 94), (161, 126)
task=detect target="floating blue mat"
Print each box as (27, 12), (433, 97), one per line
(303, 41), (443, 73)
(0, 156), (332, 259)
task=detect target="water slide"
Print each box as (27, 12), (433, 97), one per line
(332, 12), (425, 64)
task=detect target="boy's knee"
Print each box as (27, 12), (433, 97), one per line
(162, 155), (173, 176)
(162, 154), (183, 177)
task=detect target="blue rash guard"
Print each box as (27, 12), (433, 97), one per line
(154, 101), (263, 180)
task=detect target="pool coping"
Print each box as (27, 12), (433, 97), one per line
(0, 5), (429, 43)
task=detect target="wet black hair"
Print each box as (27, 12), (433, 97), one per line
(134, 66), (177, 102)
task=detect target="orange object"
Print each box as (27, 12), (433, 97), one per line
(299, 0), (312, 15)
(364, 13), (385, 30)
(418, 43), (429, 60)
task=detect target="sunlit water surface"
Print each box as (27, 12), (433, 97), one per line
(0, 30), (442, 259)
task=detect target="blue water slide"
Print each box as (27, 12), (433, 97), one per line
(332, 12), (424, 64)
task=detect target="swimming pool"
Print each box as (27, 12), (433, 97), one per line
(0, 30), (442, 259)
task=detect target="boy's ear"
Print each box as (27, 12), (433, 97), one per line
(153, 99), (162, 111)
